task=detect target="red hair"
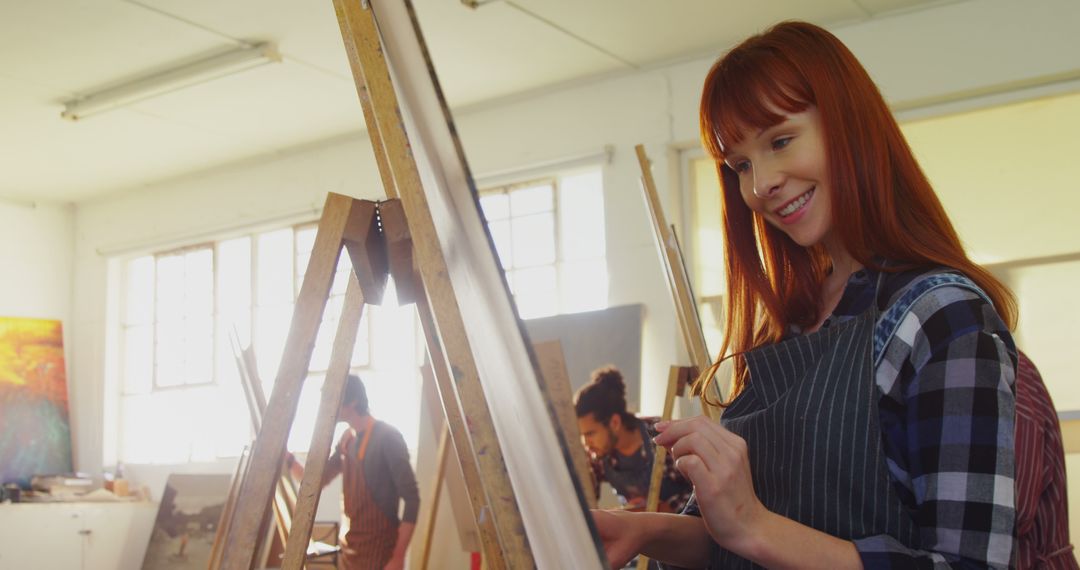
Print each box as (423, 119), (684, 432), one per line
(697, 21), (1017, 404)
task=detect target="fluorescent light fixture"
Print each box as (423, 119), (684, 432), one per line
(61, 42), (281, 121)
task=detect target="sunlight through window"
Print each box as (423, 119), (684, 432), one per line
(479, 168), (607, 319)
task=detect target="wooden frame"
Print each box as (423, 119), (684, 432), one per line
(636, 144), (726, 413)
(635, 365), (692, 570)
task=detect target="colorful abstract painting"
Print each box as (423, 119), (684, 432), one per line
(0, 317), (73, 487)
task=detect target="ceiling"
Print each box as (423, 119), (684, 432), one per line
(1, 0), (955, 203)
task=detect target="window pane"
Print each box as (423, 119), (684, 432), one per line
(254, 305), (292, 391)
(294, 224), (319, 287)
(121, 393), (182, 464)
(510, 266), (557, 319)
(510, 184), (553, 216)
(559, 260), (608, 314)
(295, 225), (317, 255)
(370, 302), (416, 370)
(487, 220), (512, 269)
(184, 316), (213, 385)
(364, 368), (421, 450)
(311, 295), (344, 372)
(120, 386), (248, 464)
(123, 325), (153, 395)
(218, 237), (251, 314)
(330, 264), (351, 296)
(691, 156), (725, 297)
(257, 229), (294, 305)
(215, 317), (249, 393)
(155, 320), (183, 388)
(156, 254), (184, 323)
(479, 192), (510, 220)
(125, 256), (155, 325)
(353, 311), (371, 367)
(511, 213), (556, 267)
(559, 171), (605, 260)
(288, 373), (325, 451)
(184, 248), (213, 317)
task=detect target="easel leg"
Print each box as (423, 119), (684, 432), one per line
(413, 295), (510, 569)
(417, 424), (451, 570)
(636, 365), (686, 570)
(282, 273), (369, 569)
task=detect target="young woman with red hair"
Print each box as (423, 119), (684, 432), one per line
(594, 21), (1018, 569)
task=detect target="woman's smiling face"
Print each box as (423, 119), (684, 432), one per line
(723, 105), (835, 250)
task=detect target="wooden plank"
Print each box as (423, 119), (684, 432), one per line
(220, 193), (365, 570)
(533, 340), (597, 509)
(380, 199), (421, 305)
(281, 273), (368, 569)
(343, 201), (388, 305)
(635, 365), (684, 570)
(418, 424), (452, 570)
(418, 359), (481, 553)
(209, 446), (251, 570)
(413, 295), (508, 569)
(337, 1), (604, 566)
(331, 0), (396, 199)
(227, 330), (297, 569)
(635, 144), (725, 414)
(377, 170), (496, 559)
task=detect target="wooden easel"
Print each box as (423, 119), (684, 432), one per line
(217, 1), (606, 568)
(634, 365), (693, 570)
(414, 340), (595, 570)
(415, 362), (481, 570)
(632, 145), (723, 568)
(532, 340), (597, 510)
(636, 144), (725, 415)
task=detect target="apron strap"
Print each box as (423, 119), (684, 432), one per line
(357, 416), (377, 461)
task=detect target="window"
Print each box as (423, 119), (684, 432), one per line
(117, 223), (421, 464)
(686, 154), (726, 353)
(479, 169), (608, 319)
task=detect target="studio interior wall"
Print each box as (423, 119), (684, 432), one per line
(59, 0), (1080, 564)
(0, 201), (73, 321)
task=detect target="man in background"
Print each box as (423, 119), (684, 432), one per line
(289, 374), (419, 570)
(575, 366), (692, 513)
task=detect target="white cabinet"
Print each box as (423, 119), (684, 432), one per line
(0, 502), (157, 570)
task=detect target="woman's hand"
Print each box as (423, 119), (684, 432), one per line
(653, 416), (768, 552)
(591, 509), (642, 569)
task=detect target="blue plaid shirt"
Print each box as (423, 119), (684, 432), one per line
(814, 267), (1017, 568)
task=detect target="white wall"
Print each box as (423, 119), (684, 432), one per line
(0, 200), (76, 462)
(0, 201), (73, 321)
(66, 0), (1080, 564)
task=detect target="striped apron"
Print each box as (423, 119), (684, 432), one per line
(342, 417), (398, 570)
(713, 286), (921, 568)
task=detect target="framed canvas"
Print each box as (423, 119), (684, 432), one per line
(0, 317), (73, 487)
(142, 473), (232, 570)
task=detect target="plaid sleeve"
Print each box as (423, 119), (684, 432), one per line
(589, 453), (604, 499)
(857, 285), (1017, 569)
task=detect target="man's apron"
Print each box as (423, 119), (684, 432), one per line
(342, 417), (398, 570)
(711, 283), (923, 568)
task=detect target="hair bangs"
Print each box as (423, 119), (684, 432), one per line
(700, 43), (813, 161)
